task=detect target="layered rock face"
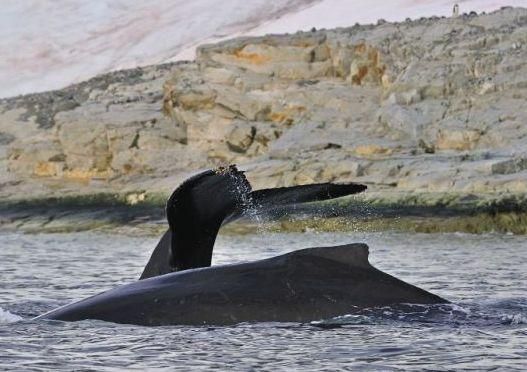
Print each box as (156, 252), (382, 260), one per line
(1, 7), (527, 201)
(0, 63), (200, 197)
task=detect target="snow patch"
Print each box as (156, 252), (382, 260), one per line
(1, 0), (524, 98)
(0, 0), (316, 98)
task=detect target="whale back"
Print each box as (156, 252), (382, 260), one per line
(39, 243), (447, 326)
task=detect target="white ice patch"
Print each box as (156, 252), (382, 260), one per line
(0, 307), (23, 324)
(2, 0), (523, 98)
(0, 0), (315, 98)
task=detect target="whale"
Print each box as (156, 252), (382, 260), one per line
(38, 243), (446, 326)
(140, 165), (368, 279)
(37, 165), (448, 326)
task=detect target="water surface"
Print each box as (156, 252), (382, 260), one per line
(1, 230), (526, 370)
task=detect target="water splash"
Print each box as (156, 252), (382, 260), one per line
(227, 167), (270, 234)
(500, 313), (526, 325)
(0, 307), (22, 324)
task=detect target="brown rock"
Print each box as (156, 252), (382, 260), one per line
(436, 129), (481, 151)
(354, 144), (393, 157)
(226, 123), (256, 153)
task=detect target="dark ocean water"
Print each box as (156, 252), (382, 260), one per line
(1, 230), (525, 371)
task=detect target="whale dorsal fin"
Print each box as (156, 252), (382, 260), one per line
(291, 243), (371, 268)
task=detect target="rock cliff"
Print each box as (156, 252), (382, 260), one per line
(1, 7), (527, 209)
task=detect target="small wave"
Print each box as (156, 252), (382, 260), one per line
(0, 307), (23, 324)
(311, 303), (482, 327)
(500, 313), (527, 325)
(311, 302), (527, 328)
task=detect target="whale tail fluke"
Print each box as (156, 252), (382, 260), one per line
(243, 182), (366, 219)
(140, 165), (367, 280)
(141, 165), (251, 279)
(251, 182), (366, 206)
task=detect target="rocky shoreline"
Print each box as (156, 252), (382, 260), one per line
(1, 191), (526, 235)
(1, 7), (526, 234)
